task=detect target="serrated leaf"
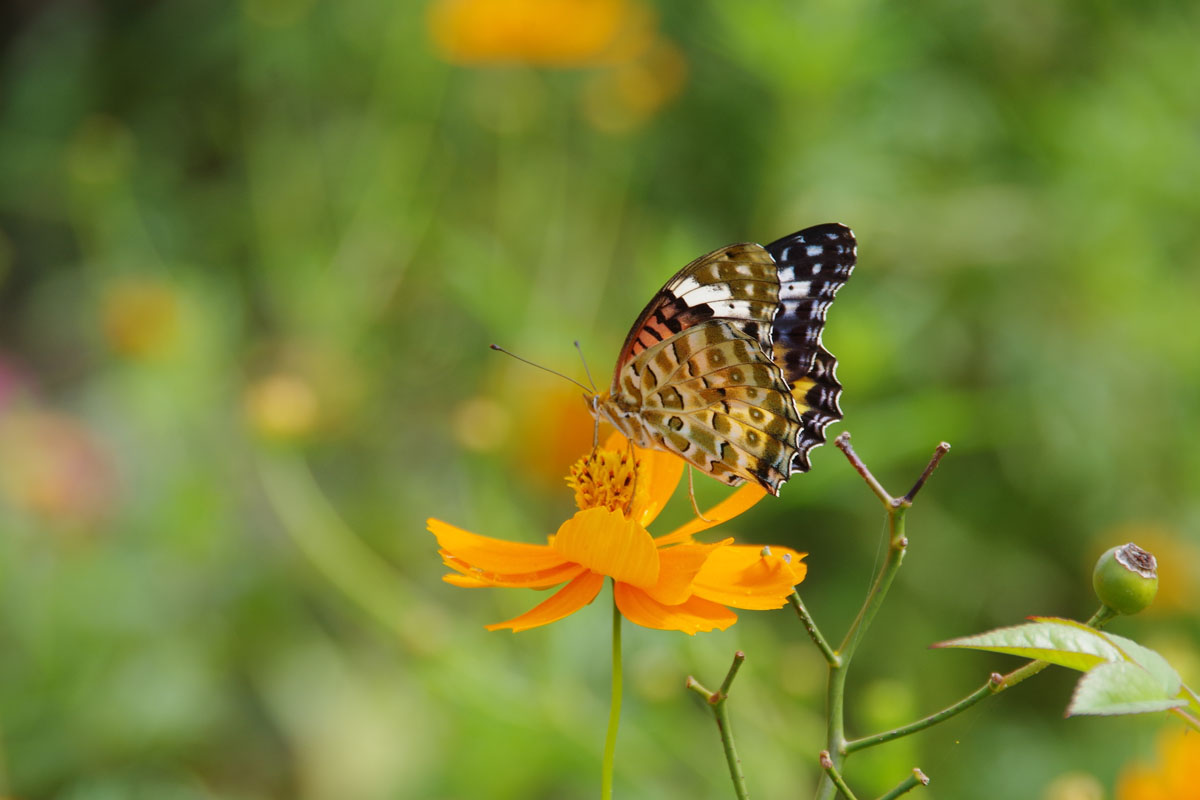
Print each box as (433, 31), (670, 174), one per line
(1067, 662), (1188, 717)
(934, 620), (1123, 671)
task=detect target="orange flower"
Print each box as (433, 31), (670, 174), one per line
(428, 0), (652, 67)
(1115, 728), (1200, 800)
(429, 433), (807, 634)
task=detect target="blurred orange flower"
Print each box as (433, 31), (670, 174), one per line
(1115, 729), (1200, 800)
(429, 433), (806, 634)
(581, 37), (687, 132)
(428, 0), (652, 66)
(428, 0), (687, 129)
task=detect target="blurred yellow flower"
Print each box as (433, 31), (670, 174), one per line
(1115, 729), (1200, 800)
(101, 278), (180, 359)
(244, 343), (366, 442)
(244, 372), (320, 441)
(428, 0), (651, 66)
(429, 432), (805, 634)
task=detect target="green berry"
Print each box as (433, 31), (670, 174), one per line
(1092, 543), (1158, 615)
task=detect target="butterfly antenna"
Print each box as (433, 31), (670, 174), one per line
(573, 341), (598, 392)
(489, 344), (593, 394)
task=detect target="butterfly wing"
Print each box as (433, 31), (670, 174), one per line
(620, 321), (804, 493)
(599, 224), (856, 494)
(611, 242), (780, 371)
(765, 223), (857, 472)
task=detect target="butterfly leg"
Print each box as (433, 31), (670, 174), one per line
(623, 437), (639, 518)
(687, 465), (714, 522)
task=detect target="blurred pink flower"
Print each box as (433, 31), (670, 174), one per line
(0, 411), (116, 527)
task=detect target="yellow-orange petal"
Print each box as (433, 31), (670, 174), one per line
(428, 518), (568, 573)
(1160, 729), (1200, 795)
(602, 431), (684, 526)
(486, 570), (606, 632)
(444, 573), (493, 587)
(643, 539), (727, 606)
(550, 507), (659, 588)
(691, 545), (806, 610)
(441, 551), (586, 588)
(1114, 770), (1157, 800)
(765, 545), (808, 584)
(655, 482), (768, 545)
(614, 583), (737, 634)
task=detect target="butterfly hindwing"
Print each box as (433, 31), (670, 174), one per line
(625, 323), (800, 491)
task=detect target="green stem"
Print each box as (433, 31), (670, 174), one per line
(819, 751), (859, 800)
(846, 606), (1118, 754)
(687, 653), (750, 800)
(790, 591), (840, 666)
(846, 678), (999, 754)
(602, 588), (622, 800)
(816, 437), (949, 800)
(877, 769), (929, 800)
(839, 505), (907, 656)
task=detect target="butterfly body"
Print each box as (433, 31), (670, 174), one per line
(590, 223), (856, 496)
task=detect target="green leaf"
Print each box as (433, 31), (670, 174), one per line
(1024, 617), (1184, 695)
(1067, 662), (1188, 717)
(934, 619), (1123, 672)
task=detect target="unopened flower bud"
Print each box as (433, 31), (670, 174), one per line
(1092, 543), (1158, 615)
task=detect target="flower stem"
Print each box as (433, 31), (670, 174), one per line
(602, 587), (622, 800)
(686, 652), (750, 800)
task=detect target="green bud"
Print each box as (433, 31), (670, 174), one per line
(1092, 543), (1158, 615)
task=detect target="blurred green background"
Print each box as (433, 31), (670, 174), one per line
(1, 1), (1198, 798)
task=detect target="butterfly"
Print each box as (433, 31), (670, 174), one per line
(588, 223), (856, 496)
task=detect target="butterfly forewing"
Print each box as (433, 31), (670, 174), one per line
(595, 223), (857, 495)
(613, 243), (779, 370)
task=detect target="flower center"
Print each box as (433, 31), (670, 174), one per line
(566, 446), (643, 514)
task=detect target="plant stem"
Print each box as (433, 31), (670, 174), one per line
(1169, 706), (1200, 732)
(687, 653), (750, 800)
(602, 588), (622, 800)
(819, 750), (859, 800)
(845, 676), (1001, 754)
(878, 769), (929, 800)
(790, 591), (840, 666)
(846, 606), (1119, 753)
(816, 437), (949, 800)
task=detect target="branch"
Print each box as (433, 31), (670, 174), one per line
(820, 750), (859, 800)
(790, 591), (840, 666)
(846, 606), (1118, 754)
(687, 652), (749, 800)
(877, 769), (929, 800)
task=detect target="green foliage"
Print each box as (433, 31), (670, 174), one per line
(938, 617), (1193, 719)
